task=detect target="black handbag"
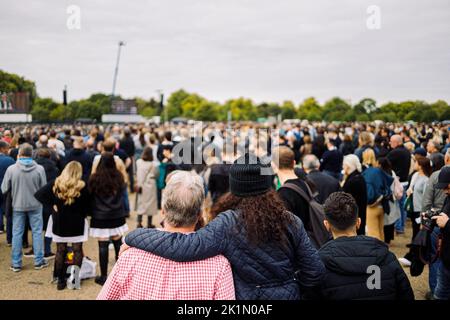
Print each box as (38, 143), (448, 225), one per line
(4, 191), (13, 218)
(404, 194), (414, 218)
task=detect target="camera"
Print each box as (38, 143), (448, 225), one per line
(421, 208), (442, 231)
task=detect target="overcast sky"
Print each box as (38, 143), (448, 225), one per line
(1, 0), (449, 105)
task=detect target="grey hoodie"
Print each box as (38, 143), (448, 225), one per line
(1, 160), (47, 211)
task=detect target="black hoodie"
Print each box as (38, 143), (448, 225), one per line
(317, 235), (414, 300)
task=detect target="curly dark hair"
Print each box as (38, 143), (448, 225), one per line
(88, 152), (125, 197)
(210, 190), (295, 246)
(323, 192), (358, 231)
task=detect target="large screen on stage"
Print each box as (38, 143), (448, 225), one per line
(111, 99), (137, 114)
(0, 92), (30, 113)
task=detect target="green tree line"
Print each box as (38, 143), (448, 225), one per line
(1, 69), (449, 122)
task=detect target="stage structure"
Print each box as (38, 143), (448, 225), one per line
(101, 98), (147, 123)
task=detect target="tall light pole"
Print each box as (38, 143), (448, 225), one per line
(111, 41), (126, 101)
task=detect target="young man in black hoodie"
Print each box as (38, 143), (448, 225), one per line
(317, 192), (414, 300)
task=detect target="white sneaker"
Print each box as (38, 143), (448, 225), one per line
(398, 257), (411, 267)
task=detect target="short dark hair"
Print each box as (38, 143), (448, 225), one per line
(0, 140), (10, 150)
(162, 144), (173, 152)
(164, 131), (172, 141)
(324, 192), (358, 231)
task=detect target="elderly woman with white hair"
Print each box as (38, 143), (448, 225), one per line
(341, 154), (368, 235)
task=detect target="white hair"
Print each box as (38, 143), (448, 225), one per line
(162, 171), (205, 227)
(343, 154), (362, 174)
(303, 154), (320, 170)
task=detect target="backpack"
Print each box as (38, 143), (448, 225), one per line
(281, 182), (331, 249)
(392, 172), (404, 200)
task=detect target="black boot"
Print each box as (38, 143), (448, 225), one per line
(96, 241), (109, 286)
(112, 237), (122, 261)
(147, 216), (155, 228)
(56, 261), (67, 290)
(57, 278), (66, 290)
(95, 275), (107, 286)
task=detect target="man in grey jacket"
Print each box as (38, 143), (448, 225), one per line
(1, 143), (48, 272)
(421, 148), (450, 298)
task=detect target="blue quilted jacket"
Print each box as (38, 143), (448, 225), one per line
(125, 210), (325, 300)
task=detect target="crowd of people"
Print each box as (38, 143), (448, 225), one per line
(0, 120), (449, 300)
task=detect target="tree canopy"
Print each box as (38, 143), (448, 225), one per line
(1, 69), (450, 122)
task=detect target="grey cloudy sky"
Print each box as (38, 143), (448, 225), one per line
(1, 0), (449, 105)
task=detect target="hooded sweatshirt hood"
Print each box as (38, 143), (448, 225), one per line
(17, 158), (37, 172)
(0, 160), (47, 211)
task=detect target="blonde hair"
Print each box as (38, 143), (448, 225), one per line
(359, 131), (373, 147)
(53, 161), (85, 205)
(362, 148), (377, 167)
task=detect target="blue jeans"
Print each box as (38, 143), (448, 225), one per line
(429, 226), (442, 293)
(123, 189), (130, 215)
(0, 203), (4, 231)
(12, 209), (44, 267)
(395, 186), (408, 232)
(434, 263), (450, 300)
(6, 211), (12, 244)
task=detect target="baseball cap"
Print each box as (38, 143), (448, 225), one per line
(436, 166), (450, 189)
(413, 147), (427, 157)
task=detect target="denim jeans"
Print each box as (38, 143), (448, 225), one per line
(429, 226), (442, 293)
(395, 185), (408, 232)
(6, 211), (12, 244)
(0, 204), (4, 231)
(123, 189), (130, 215)
(434, 263), (450, 300)
(12, 208), (44, 267)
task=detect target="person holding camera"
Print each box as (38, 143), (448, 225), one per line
(421, 149), (450, 298)
(432, 166), (450, 300)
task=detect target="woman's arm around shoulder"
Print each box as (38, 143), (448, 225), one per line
(124, 210), (237, 262)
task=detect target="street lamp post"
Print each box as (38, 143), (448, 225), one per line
(111, 41), (126, 102)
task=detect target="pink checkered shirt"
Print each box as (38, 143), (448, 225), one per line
(97, 247), (235, 300)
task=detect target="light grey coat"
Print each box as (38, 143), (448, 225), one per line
(135, 159), (159, 216)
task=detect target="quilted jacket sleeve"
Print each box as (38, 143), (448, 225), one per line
(292, 217), (325, 289)
(395, 262), (415, 300)
(124, 211), (234, 262)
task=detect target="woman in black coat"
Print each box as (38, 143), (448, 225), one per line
(342, 154), (367, 235)
(88, 152), (128, 285)
(35, 161), (90, 290)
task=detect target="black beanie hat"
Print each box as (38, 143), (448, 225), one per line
(229, 153), (274, 197)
